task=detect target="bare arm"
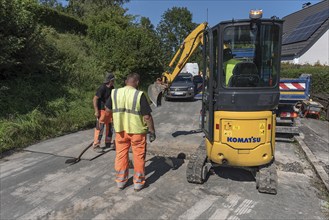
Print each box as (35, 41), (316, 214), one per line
(93, 96), (99, 118)
(143, 114), (155, 133)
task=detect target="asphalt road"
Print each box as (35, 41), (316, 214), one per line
(1, 99), (328, 219)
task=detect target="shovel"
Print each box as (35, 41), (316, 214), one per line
(65, 142), (93, 165)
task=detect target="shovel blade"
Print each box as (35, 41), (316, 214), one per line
(65, 158), (80, 164)
(148, 83), (163, 107)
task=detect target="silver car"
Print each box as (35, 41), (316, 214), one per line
(165, 73), (195, 101)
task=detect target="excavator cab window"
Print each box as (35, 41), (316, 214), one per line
(221, 23), (280, 88)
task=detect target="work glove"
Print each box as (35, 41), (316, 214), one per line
(149, 132), (156, 142)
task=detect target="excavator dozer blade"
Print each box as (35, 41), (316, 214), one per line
(148, 83), (163, 107)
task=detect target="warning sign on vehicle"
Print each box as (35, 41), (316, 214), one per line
(259, 123), (265, 135)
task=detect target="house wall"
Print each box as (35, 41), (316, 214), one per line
(299, 30), (329, 65)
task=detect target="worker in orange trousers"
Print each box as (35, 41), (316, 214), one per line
(106, 73), (156, 191)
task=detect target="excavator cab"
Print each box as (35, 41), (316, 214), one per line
(189, 11), (283, 194)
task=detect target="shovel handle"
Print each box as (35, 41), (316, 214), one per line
(65, 142), (94, 164)
(76, 142), (94, 160)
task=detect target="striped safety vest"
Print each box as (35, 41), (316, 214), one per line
(111, 86), (148, 134)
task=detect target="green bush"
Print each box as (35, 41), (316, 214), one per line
(0, 0), (44, 78)
(34, 6), (88, 34)
(281, 63), (329, 94)
(0, 97), (95, 153)
(0, 109), (49, 152)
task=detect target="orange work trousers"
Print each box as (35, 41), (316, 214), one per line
(115, 131), (146, 188)
(93, 110), (113, 146)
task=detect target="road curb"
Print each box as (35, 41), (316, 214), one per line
(295, 135), (329, 192)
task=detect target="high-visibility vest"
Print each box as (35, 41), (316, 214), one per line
(111, 86), (148, 134)
(224, 59), (241, 85)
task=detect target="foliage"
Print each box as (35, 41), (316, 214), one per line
(0, 0), (47, 79)
(0, 0), (164, 153)
(0, 95), (94, 153)
(86, 5), (163, 86)
(281, 63), (329, 94)
(39, 0), (63, 9)
(140, 17), (155, 31)
(66, 0), (129, 18)
(35, 5), (88, 34)
(156, 7), (197, 66)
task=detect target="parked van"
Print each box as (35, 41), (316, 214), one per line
(181, 63), (199, 76)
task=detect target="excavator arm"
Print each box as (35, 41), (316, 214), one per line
(148, 22), (208, 106)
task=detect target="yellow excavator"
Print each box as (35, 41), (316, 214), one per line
(148, 10), (283, 194)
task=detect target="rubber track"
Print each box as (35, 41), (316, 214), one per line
(186, 144), (207, 184)
(257, 162), (278, 194)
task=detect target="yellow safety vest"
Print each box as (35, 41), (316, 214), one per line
(111, 86), (148, 134)
(224, 59), (241, 85)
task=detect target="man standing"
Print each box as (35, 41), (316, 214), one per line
(92, 72), (115, 152)
(106, 73), (156, 191)
(223, 48), (240, 86)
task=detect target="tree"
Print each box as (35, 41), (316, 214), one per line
(66, 0), (129, 18)
(84, 5), (162, 85)
(156, 7), (197, 65)
(140, 17), (154, 31)
(39, 0), (59, 7)
(0, 0), (47, 78)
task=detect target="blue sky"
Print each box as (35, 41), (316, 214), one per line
(58, 0), (321, 26)
(124, 0), (322, 26)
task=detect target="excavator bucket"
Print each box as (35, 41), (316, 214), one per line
(148, 82), (164, 107)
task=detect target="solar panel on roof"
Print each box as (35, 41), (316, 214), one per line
(283, 8), (329, 45)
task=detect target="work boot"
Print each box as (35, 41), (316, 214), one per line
(134, 184), (144, 192)
(117, 182), (126, 190)
(105, 142), (115, 151)
(92, 144), (103, 153)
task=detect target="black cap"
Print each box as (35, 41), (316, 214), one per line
(104, 72), (115, 83)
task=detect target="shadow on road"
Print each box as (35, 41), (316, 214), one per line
(145, 156), (184, 187)
(212, 166), (255, 182)
(172, 129), (203, 137)
(126, 156), (185, 189)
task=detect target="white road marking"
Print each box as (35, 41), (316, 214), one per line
(178, 195), (218, 220)
(228, 215), (240, 220)
(224, 194), (240, 209)
(209, 209), (230, 220)
(234, 199), (257, 215)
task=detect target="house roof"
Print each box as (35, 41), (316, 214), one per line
(281, 0), (329, 58)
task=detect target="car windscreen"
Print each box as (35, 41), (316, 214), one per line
(174, 75), (192, 83)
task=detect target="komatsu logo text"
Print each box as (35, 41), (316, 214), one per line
(227, 137), (261, 143)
